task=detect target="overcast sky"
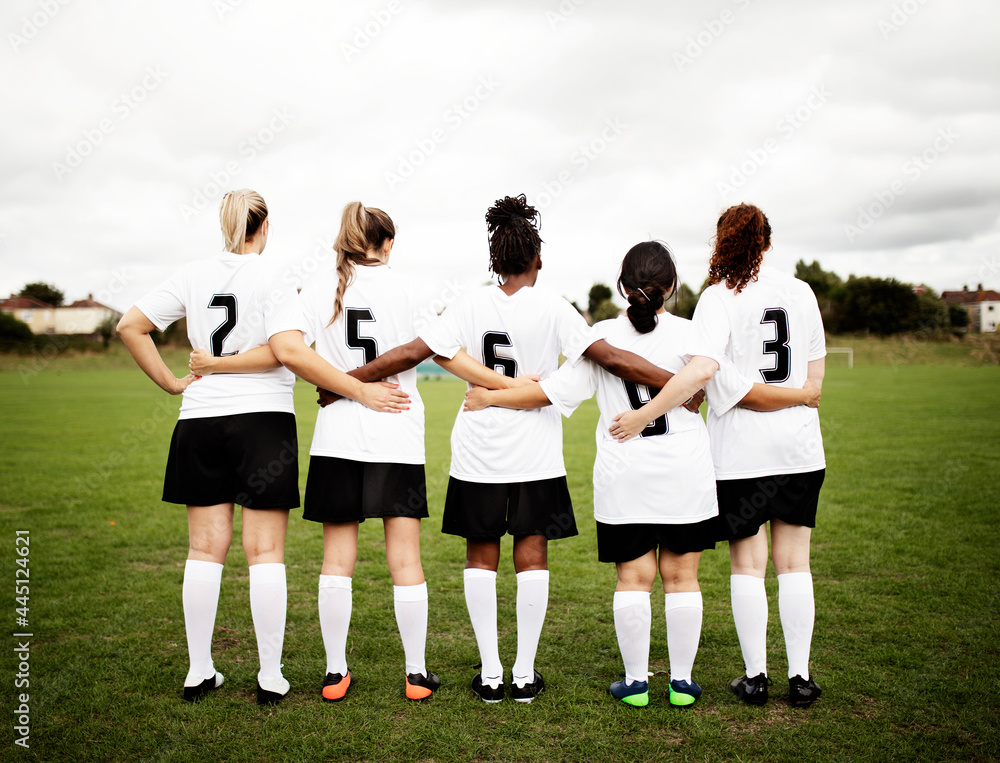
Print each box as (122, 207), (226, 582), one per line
(2, 0), (998, 314)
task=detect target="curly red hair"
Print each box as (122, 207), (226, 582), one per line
(707, 203), (771, 294)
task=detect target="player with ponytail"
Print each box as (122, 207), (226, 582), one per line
(118, 190), (408, 706)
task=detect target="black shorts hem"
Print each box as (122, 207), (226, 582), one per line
(596, 520), (716, 564)
(303, 457), (428, 524)
(714, 469), (825, 542)
(441, 476), (577, 541)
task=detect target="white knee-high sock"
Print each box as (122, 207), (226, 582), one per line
(249, 563), (287, 692)
(664, 591), (703, 684)
(182, 560), (223, 686)
(731, 574), (768, 677)
(318, 575), (352, 675)
(394, 582), (428, 676)
(778, 572), (815, 680)
(512, 570), (549, 686)
(464, 568), (502, 688)
(613, 591), (651, 686)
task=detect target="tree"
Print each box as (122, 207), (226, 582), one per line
(0, 311), (33, 344)
(588, 284), (613, 317)
(591, 299), (621, 323)
(949, 304), (969, 330)
(18, 282), (64, 307)
(794, 260), (842, 298)
(837, 276), (919, 335)
(665, 283), (698, 320)
(97, 316), (118, 348)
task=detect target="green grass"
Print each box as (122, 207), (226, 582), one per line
(1, 356), (998, 761)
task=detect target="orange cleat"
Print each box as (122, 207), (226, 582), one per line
(405, 671), (441, 700)
(321, 671), (352, 702)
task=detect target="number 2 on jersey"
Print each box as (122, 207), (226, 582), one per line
(760, 307), (791, 383)
(483, 332), (517, 378)
(346, 308), (378, 365)
(208, 294), (238, 357)
(621, 380), (668, 437)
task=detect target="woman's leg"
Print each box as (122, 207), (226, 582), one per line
(771, 519), (815, 682)
(183, 504), (233, 694)
(242, 508), (290, 699)
(659, 549), (703, 696)
(384, 517), (431, 684)
(465, 540), (503, 691)
(729, 525), (770, 681)
(511, 535), (549, 690)
(319, 522), (359, 686)
(613, 551), (657, 690)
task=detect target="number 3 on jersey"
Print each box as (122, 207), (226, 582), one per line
(621, 380), (668, 437)
(483, 331), (517, 378)
(346, 308), (378, 364)
(760, 307), (791, 383)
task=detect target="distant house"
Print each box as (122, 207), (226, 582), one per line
(0, 293), (122, 336)
(942, 285), (1000, 333)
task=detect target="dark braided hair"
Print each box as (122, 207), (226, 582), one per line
(616, 241), (678, 334)
(485, 194), (543, 278)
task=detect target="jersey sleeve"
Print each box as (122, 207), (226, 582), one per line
(555, 299), (592, 365)
(690, 288), (731, 364)
(418, 299), (464, 360)
(805, 289), (827, 361)
(133, 270), (187, 331)
(539, 358), (597, 418)
(705, 355), (753, 416)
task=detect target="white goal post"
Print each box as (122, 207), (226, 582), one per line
(827, 347), (853, 368)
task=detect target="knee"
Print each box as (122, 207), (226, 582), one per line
(243, 536), (284, 566)
(189, 536), (230, 564)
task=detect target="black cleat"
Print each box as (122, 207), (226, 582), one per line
(729, 673), (771, 706)
(257, 681), (288, 706)
(183, 672), (223, 703)
(511, 671), (545, 704)
(471, 673), (504, 704)
(788, 675), (822, 707)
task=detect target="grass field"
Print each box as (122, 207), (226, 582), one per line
(1, 345), (999, 761)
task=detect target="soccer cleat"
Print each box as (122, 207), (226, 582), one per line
(470, 673), (504, 704)
(788, 675), (822, 707)
(257, 680), (289, 706)
(405, 671), (441, 700)
(668, 678), (702, 708)
(729, 673), (771, 706)
(610, 678), (649, 707)
(510, 671), (545, 704)
(183, 672), (223, 702)
(321, 671), (352, 703)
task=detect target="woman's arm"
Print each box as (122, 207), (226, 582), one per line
(189, 345), (281, 376)
(268, 330), (410, 412)
(116, 307), (196, 395)
(584, 339), (704, 412)
(739, 379), (821, 411)
(608, 355), (719, 442)
(463, 383), (551, 412)
(436, 350), (539, 389)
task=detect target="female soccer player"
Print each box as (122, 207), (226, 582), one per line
(117, 189), (408, 706)
(609, 204), (827, 708)
(464, 241), (820, 708)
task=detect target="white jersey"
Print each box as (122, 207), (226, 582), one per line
(691, 264), (827, 480)
(134, 251), (305, 420)
(541, 314), (751, 525)
(298, 265), (425, 464)
(419, 284), (589, 483)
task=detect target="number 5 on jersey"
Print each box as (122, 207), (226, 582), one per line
(346, 308), (378, 365)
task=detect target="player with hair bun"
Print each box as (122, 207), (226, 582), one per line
(464, 240), (819, 708)
(118, 190), (410, 706)
(609, 204), (827, 709)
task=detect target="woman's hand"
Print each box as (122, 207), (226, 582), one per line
(608, 409), (651, 443)
(168, 374), (198, 395)
(189, 348), (216, 376)
(463, 386), (491, 411)
(512, 375), (541, 387)
(358, 381), (410, 413)
(802, 378), (822, 408)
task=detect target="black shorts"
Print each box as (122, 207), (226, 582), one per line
(162, 412), (299, 509)
(596, 520), (716, 564)
(713, 469), (825, 542)
(303, 457), (428, 524)
(442, 476), (577, 541)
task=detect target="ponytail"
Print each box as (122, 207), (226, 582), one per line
(616, 241), (677, 334)
(330, 201), (395, 324)
(220, 189), (267, 253)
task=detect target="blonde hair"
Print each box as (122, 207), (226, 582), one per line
(330, 201), (395, 324)
(220, 189), (268, 253)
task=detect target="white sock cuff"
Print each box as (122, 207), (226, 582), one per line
(393, 582), (428, 602)
(248, 562), (285, 585)
(184, 559), (223, 583)
(731, 574), (766, 596)
(613, 590), (651, 611)
(778, 572), (813, 594)
(516, 570), (549, 585)
(318, 574), (352, 591)
(665, 591), (703, 612)
(464, 568), (497, 583)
